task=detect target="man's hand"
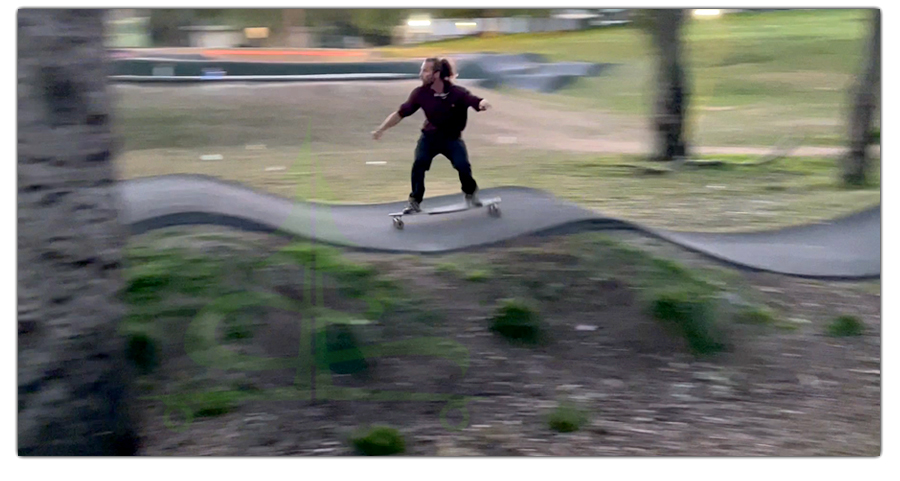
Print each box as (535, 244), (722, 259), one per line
(478, 99), (492, 111)
(373, 111), (402, 140)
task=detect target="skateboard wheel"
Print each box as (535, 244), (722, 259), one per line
(393, 217), (404, 229)
(488, 204), (501, 217)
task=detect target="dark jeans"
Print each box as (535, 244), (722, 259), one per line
(409, 132), (478, 203)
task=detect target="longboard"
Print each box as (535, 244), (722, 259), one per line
(389, 196), (501, 229)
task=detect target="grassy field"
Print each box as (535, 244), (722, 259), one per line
(112, 83), (879, 232)
(380, 9), (875, 147)
(117, 140), (880, 232)
(110, 9), (880, 232)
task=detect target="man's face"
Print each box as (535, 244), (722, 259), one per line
(419, 61), (437, 85)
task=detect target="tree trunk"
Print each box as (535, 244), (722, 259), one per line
(18, 9), (139, 455)
(281, 9), (308, 48)
(843, 9), (880, 186)
(148, 9), (192, 47)
(651, 9), (689, 161)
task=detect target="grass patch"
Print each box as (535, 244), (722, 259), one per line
(735, 305), (778, 326)
(651, 257), (694, 278)
(489, 299), (547, 345)
(714, 50), (776, 67)
(733, 304), (799, 331)
(192, 390), (241, 418)
(650, 287), (726, 355)
(564, 233), (794, 350)
(269, 242), (406, 321)
(125, 304), (204, 325)
(272, 242), (392, 300)
(122, 260), (178, 305)
(547, 403), (589, 433)
(275, 242), (377, 281)
(435, 255), (494, 283)
(350, 425), (406, 456)
(578, 234), (740, 290)
(207, 290), (278, 342)
(464, 269), (492, 282)
(435, 262), (459, 275)
(122, 246), (224, 303)
(852, 281), (880, 297)
(381, 10), (866, 67)
(378, 9), (869, 145)
(826, 315), (865, 337)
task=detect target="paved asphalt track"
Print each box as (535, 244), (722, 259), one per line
(118, 174), (881, 279)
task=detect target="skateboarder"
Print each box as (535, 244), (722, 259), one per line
(372, 57), (492, 214)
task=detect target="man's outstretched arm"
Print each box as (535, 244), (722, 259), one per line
(460, 87), (491, 111)
(372, 111), (403, 140)
(374, 88), (420, 140)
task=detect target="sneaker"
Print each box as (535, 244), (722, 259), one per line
(403, 198), (421, 214)
(465, 190), (483, 207)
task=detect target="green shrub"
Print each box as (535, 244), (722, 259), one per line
(650, 288), (726, 355)
(465, 269), (492, 282)
(489, 299), (546, 345)
(193, 390), (240, 418)
(351, 425), (406, 456)
(547, 404), (589, 433)
(321, 323), (369, 375)
(826, 315), (864, 337)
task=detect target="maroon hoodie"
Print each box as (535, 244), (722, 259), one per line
(397, 83), (485, 139)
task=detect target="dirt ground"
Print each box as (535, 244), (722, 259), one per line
(129, 228), (881, 456)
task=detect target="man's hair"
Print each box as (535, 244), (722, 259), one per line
(425, 57), (457, 82)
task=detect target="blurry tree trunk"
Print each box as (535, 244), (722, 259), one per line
(281, 9), (307, 47)
(18, 9), (138, 455)
(148, 9), (192, 47)
(843, 9), (880, 186)
(282, 9), (305, 29)
(650, 9), (689, 161)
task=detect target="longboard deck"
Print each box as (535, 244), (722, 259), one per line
(389, 197), (501, 217)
